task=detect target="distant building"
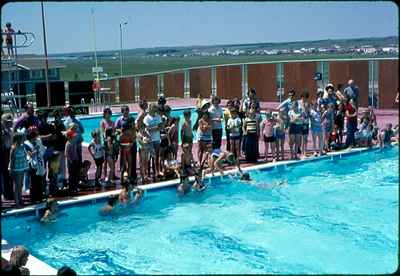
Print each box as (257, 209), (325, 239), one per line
(363, 47), (377, 54)
(1, 58), (65, 94)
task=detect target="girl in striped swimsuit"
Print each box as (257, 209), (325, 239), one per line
(243, 108), (259, 162)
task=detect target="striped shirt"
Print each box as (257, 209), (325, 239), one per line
(244, 118), (257, 134)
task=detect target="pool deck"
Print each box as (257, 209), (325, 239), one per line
(1, 98), (398, 210)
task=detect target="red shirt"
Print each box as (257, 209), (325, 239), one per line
(345, 103), (357, 123)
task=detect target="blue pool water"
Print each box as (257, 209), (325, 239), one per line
(79, 107), (209, 143)
(2, 147), (398, 274)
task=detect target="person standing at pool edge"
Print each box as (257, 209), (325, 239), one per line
(344, 79), (360, 109)
(100, 107), (115, 180)
(63, 106), (85, 164)
(277, 89), (296, 130)
(208, 96), (223, 150)
(143, 104), (163, 178)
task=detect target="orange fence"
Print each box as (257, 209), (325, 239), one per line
(47, 59), (397, 109)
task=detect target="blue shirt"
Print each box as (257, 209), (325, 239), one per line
(277, 98), (294, 115)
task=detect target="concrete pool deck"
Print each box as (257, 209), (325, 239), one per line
(1, 98), (398, 210)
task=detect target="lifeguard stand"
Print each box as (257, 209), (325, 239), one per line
(1, 30), (35, 115)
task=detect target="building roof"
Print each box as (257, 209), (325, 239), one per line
(1, 57), (66, 72)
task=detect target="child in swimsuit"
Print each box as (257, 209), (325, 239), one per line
(88, 130), (105, 187)
(119, 122), (134, 182)
(119, 181), (131, 205)
(180, 143), (196, 177)
(100, 195), (118, 216)
(198, 112), (212, 166)
(168, 117), (179, 159)
(321, 103), (335, 152)
(227, 108), (242, 160)
(181, 110), (193, 152)
(137, 125), (153, 183)
(379, 123), (395, 148)
(104, 132), (119, 184)
(273, 111), (285, 161)
(163, 149), (180, 180)
(261, 110), (276, 162)
(40, 198), (58, 222)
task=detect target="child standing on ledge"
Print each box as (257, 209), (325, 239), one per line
(88, 130), (105, 187)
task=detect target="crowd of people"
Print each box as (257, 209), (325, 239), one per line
(0, 79), (398, 208)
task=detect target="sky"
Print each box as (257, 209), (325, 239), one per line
(1, 1), (398, 55)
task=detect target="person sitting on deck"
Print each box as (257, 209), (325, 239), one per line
(40, 198), (59, 222)
(378, 123), (395, 148)
(162, 148), (180, 180)
(9, 245), (29, 276)
(355, 117), (373, 147)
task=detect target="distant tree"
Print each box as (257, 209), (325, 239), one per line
(74, 72), (79, 81)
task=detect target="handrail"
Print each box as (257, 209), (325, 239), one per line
(1, 31), (35, 49)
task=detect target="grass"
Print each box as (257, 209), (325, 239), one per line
(59, 53), (395, 81)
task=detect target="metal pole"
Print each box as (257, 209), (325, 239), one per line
(13, 32), (22, 109)
(41, 1), (51, 107)
(119, 23), (123, 77)
(119, 22), (127, 77)
(91, 8), (99, 103)
(371, 60), (374, 108)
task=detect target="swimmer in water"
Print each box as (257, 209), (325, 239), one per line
(131, 188), (144, 206)
(177, 174), (191, 196)
(119, 181), (132, 205)
(100, 195), (118, 215)
(40, 198), (59, 222)
(238, 172), (287, 189)
(192, 168), (207, 192)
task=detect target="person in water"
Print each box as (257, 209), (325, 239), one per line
(238, 172), (287, 189)
(40, 198), (59, 222)
(177, 174), (191, 196)
(118, 181), (132, 205)
(100, 195), (118, 215)
(192, 168), (207, 192)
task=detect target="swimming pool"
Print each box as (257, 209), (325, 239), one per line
(2, 147), (398, 274)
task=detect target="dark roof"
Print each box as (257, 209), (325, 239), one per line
(1, 57), (66, 72)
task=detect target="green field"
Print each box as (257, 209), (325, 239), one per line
(59, 53), (395, 81)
